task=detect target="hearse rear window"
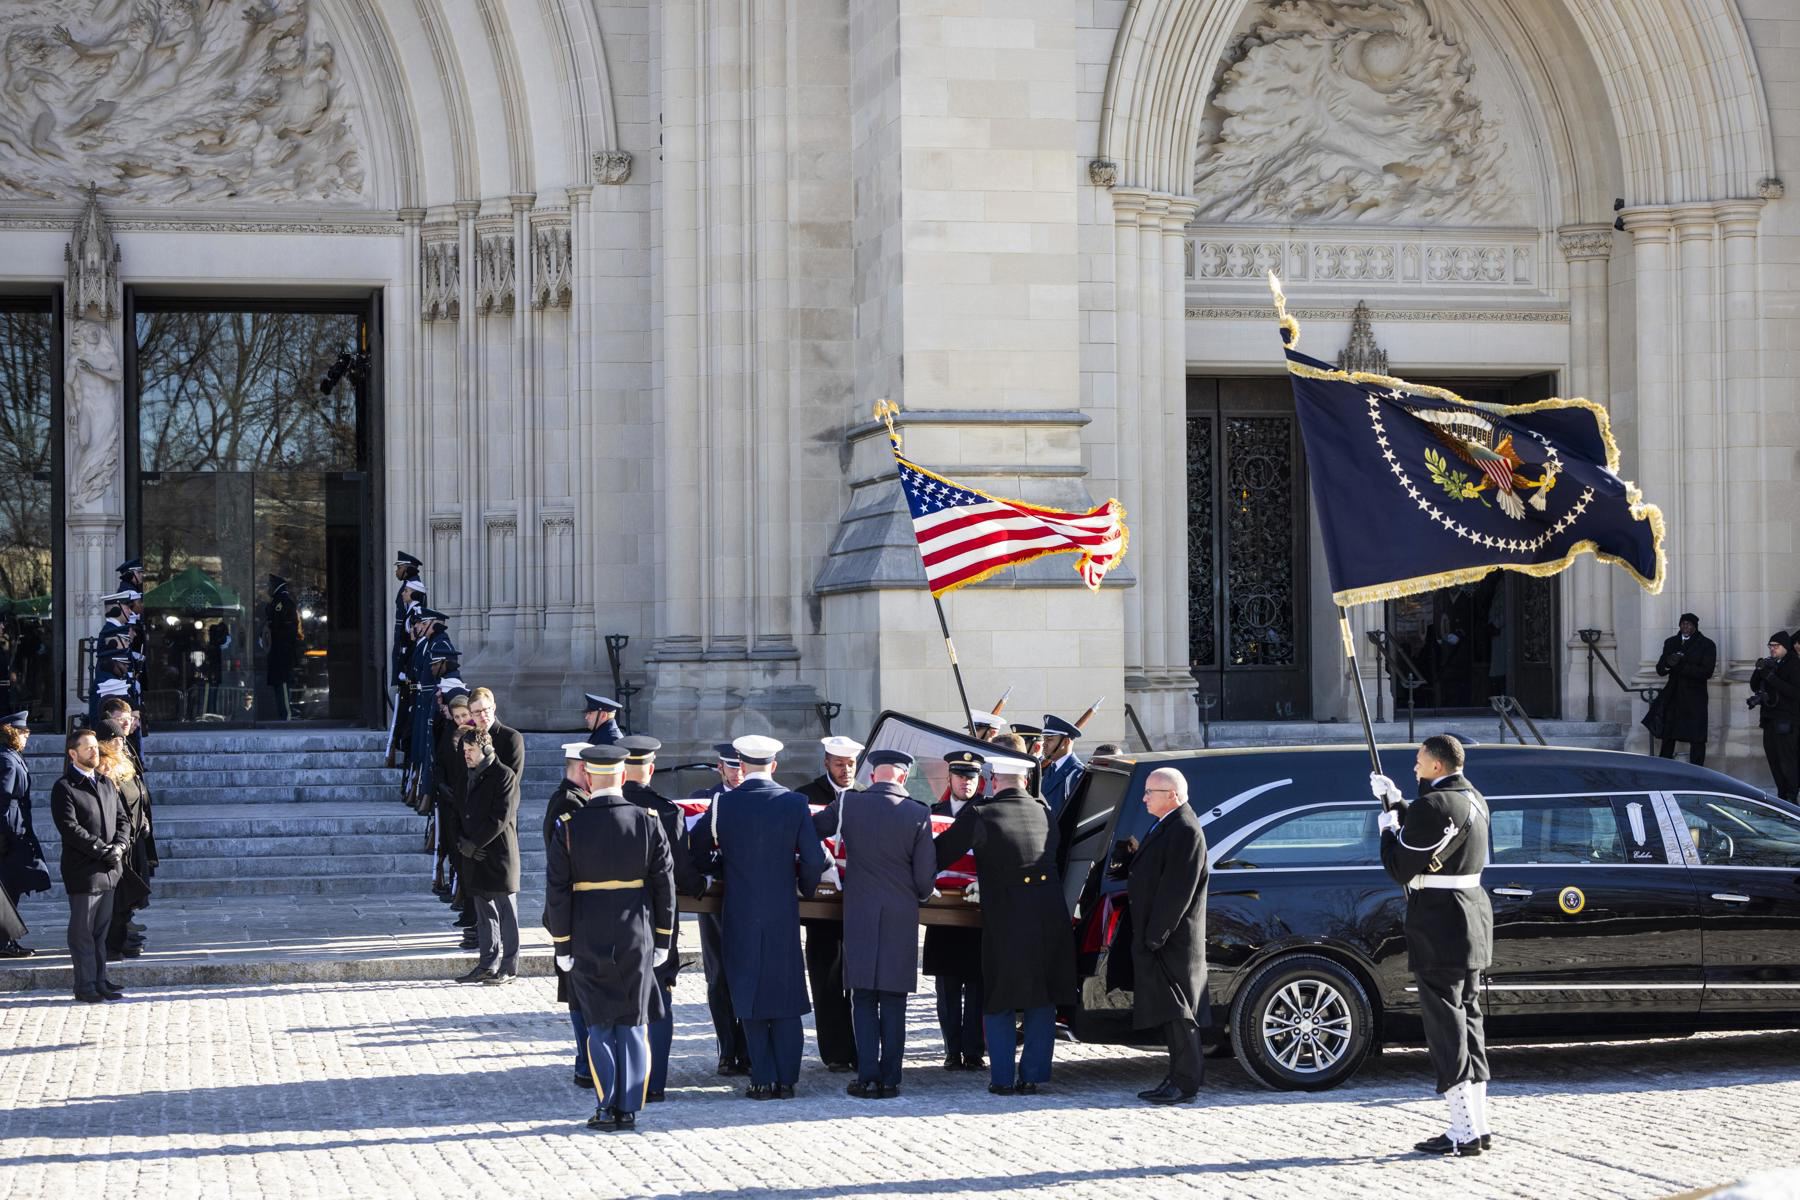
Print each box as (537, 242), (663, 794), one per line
(1216, 805), (1381, 869)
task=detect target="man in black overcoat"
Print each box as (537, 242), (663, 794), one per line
(548, 744), (676, 1132)
(839, 749), (937, 1099)
(1751, 633), (1800, 800)
(1653, 613), (1716, 765)
(1372, 734), (1494, 1158)
(1124, 767), (1208, 1104)
(926, 750), (986, 1071)
(455, 726), (521, 984)
(933, 752), (1076, 1095)
(686, 735), (826, 1098)
(619, 734), (705, 1102)
(799, 734), (863, 1072)
(50, 729), (129, 1002)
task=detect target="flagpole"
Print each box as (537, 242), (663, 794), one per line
(932, 595), (981, 739)
(1339, 606), (1389, 807)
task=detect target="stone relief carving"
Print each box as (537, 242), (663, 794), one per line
(531, 223), (572, 310)
(421, 238), (460, 322)
(475, 230), (516, 315)
(64, 187), (121, 513)
(1088, 159), (1118, 189)
(1188, 231), (1535, 287)
(1557, 228), (1613, 260)
(64, 182), (118, 318)
(0, 0), (364, 204)
(593, 151), (633, 186)
(1193, 0), (1519, 225)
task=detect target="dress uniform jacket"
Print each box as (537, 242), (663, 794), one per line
(542, 779), (588, 1005)
(623, 779), (705, 989)
(264, 589), (301, 687)
(1379, 773), (1493, 972)
(50, 766), (128, 894)
(839, 781), (937, 994)
(586, 718), (623, 746)
(922, 798), (982, 979)
(0, 748), (51, 899)
(1040, 753), (1087, 817)
(933, 787), (1077, 1013)
(545, 791), (676, 1027)
(1126, 802), (1209, 1029)
(686, 775), (827, 1020)
(460, 756), (521, 894)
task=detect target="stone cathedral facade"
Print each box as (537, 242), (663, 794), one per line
(0, 0), (1793, 778)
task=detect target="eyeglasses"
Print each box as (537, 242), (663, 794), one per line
(1144, 786), (1178, 795)
(469, 706), (494, 717)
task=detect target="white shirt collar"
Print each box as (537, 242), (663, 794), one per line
(74, 764), (96, 779)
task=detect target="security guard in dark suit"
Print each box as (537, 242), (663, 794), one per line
(619, 734), (705, 1101)
(547, 743), (676, 1133)
(1373, 734), (1494, 1158)
(583, 694), (624, 745)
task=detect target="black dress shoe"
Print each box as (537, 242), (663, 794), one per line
(745, 1084), (773, 1100)
(614, 1111), (637, 1132)
(74, 991), (104, 1004)
(943, 1055), (961, 1071)
(453, 913), (476, 928)
(0, 941), (34, 958)
(876, 1085), (899, 1100)
(1014, 1082), (1040, 1096)
(1413, 1134), (1481, 1157)
(1137, 1077), (1172, 1100)
(962, 1056), (985, 1072)
(483, 971), (518, 986)
(458, 933), (480, 951)
(586, 1107), (617, 1131)
(99, 984), (125, 999)
(573, 1073), (593, 1089)
(987, 1083), (1014, 1096)
(455, 966), (497, 984)
(128, 921), (146, 933)
(774, 1084), (795, 1100)
(118, 944), (141, 958)
(646, 1090), (665, 1103)
(1142, 1083), (1196, 1105)
(825, 1060), (855, 1073)
(1480, 1134), (1493, 1150)
(846, 1080), (875, 1098)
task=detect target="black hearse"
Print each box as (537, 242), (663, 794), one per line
(857, 712), (1800, 1092)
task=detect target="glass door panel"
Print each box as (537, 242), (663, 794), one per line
(0, 304), (59, 725)
(141, 472), (255, 724)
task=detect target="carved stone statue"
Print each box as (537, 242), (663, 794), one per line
(0, 0), (364, 203)
(1193, 0), (1522, 226)
(66, 315), (121, 511)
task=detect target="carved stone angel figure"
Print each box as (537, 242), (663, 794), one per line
(1194, 0), (1520, 226)
(0, 0), (363, 203)
(65, 316), (122, 512)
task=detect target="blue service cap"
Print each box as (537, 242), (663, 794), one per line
(866, 748), (914, 770)
(1, 711), (27, 728)
(1043, 714), (1082, 740)
(713, 742), (742, 766)
(584, 693), (621, 713)
(395, 551), (422, 567)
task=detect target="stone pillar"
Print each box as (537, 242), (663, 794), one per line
(1110, 190), (1148, 691)
(62, 189), (126, 722)
(1557, 224), (1618, 720)
(1157, 200), (1198, 702)
(1619, 207), (1677, 679)
(1673, 206), (1720, 638)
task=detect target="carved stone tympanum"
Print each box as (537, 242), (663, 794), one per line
(0, 0), (364, 203)
(1194, 0), (1519, 226)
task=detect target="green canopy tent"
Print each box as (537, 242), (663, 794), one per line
(0, 594), (52, 617)
(142, 565), (243, 613)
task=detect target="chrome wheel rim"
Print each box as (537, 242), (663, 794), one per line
(1260, 977), (1353, 1074)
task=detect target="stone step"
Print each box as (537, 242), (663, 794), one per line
(150, 850), (549, 881)
(131, 730), (392, 753)
(131, 768), (403, 789)
(142, 784), (407, 805)
(150, 872), (549, 899)
(154, 832), (446, 858)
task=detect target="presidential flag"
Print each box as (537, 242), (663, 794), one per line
(1271, 284), (1664, 606)
(877, 402), (1128, 597)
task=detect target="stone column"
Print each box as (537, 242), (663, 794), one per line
(566, 184), (597, 665)
(1109, 189), (1148, 691)
(1556, 223), (1618, 719)
(1618, 207), (1677, 679)
(62, 189), (126, 721)
(1673, 206), (1720, 638)
(1157, 199), (1198, 702)
(452, 200), (481, 635)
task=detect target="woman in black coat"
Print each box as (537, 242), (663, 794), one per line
(0, 716), (51, 956)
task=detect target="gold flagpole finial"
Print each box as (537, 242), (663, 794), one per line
(1268, 271), (1300, 349)
(874, 398), (902, 451)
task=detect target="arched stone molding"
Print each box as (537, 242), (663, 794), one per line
(315, 0), (425, 210)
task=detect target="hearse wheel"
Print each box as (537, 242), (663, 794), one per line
(1233, 953), (1375, 1092)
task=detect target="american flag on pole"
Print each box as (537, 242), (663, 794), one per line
(877, 402), (1129, 598)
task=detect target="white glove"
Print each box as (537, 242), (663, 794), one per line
(963, 879), (980, 905)
(653, 947), (670, 968)
(555, 954), (573, 972)
(1369, 773), (1404, 806)
(1377, 809), (1401, 836)
(818, 864), (842, 891)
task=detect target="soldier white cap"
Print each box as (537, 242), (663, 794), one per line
(820, 735), (863, 758)
(986, 755), (1035, 775)
(732, 734), (783, 765)
(561, 741), (590, 761)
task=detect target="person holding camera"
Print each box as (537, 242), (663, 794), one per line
(1652, 613), (1716, 765)
(1749, 633), (1800, 801)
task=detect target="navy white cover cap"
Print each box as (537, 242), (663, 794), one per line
(970, 712), (1009, 729)
(820, 735), (863, 758)
(561, 740), (591, 761)
(732, 734), (783, 764)
(986, 755), (1035, 775)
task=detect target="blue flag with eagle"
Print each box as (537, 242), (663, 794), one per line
(1270, 279), (1664, 606)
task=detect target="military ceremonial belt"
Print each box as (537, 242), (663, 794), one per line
(1410, 874), (1483, 890)
(572, 879), (645, 891)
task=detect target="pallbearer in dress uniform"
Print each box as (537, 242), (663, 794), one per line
(1372, 734), (1495, 1157)
(799, 734), (863, 1072)
(926, 750), (986, 1072)
(839, 749), (936, 1100)
(686, 735), (826, 1099)
(387, 553), (425, 767)
(687, 744), (750, 1076)
(583, 694), (623, 745)
(547, 743), (676, 1132)
(546, 740), (597, 1088)
(263, 575), (301, 721)
(619, 734), (704, 1101)
(1038, 714), (1087, 819)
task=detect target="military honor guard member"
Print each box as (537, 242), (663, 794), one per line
(619, 734), (705, 1101)
(926, 750), (987, 1071)
(1038, 714), (1087, 818)
(1123, 768), (1209, 1105)
(1, 711), (51, 958)
(547, 743), (677, 1132)
(387, 552), (425, 767)
(263, 575), (302, 721)
(799, 734), (864, 1072)
(583, 694), (624, 745)
(547, 740), (597, 1087)
(1372, 735), (1495, 1157)
(686, 735), (827, 1098)
(687, 743), (751, 1076)
(933, 753), (1077, 1094)
(838, 749), (937, 1100)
